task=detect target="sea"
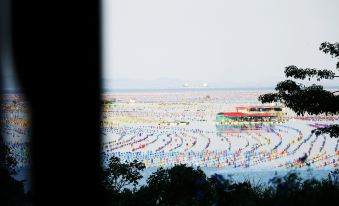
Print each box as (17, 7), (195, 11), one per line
(3, 87), (339, 192)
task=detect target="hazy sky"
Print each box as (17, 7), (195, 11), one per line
(103, 0), (339, 88)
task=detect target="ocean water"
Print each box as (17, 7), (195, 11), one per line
(101, 88), (339, 187)
(3, 88), (339, 192)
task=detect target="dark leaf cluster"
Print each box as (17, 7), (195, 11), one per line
(259, 80), (339, 116)
(259, 42), (339, 137)
(319, 42), (339, 69)
(312, 124), (339, 138)
(102, 159), (339, 206)
(285, 66), (335, 81)
(102, 156), (145, 194)
(142, 165), (212, 205)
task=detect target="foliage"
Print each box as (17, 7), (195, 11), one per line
(102, 156), (145, 194)
(284, 66), (336, 81)
(311, 125), (339, 138)
(320, 42), (339, 68)
(268, 172), (302, 198)
(102, 159), (339, 206)
(209, 174), (260, 206)
(141, 165), (212, 205)
(259, 81), (338, 116)
(259, 42), (339, 137)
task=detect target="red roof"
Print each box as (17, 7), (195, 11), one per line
(223, 112), (274, 117)
(223, 112), (244, 116)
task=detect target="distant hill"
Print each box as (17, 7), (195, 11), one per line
(103, 77), (202, 90)
(103, 77), (339, 91)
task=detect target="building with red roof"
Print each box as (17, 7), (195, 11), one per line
(216, 106), (285, 124)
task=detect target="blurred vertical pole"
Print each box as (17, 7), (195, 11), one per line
(0, 0), (8, 144)
(0, 0), (4, 136)
(10, 1), (102, 205)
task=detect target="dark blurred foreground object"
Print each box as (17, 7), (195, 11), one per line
(259, 42), (339, 137)
(1, 0), (29, 204)
(10, 1), (102, 205)
(0, 135), (32, 205)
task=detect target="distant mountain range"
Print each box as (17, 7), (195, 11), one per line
(102, 77), (339, 90)
(103, 77), (222, 90)
(2, 76), (338, 92)
(103, 77), (278, 90)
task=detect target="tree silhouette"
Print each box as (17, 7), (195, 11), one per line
(99, 159), (339, 206)
(102, 156), (145, 193)
(259, 42), (339, 137)
(141, 165), (212, 205)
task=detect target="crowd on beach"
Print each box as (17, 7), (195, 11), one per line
(101, 92), (339, 171)
(2, 92), (339, 171)
(102, 125), (339, 170)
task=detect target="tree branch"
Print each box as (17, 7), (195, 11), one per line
(285, 66), (336, 80)
(311, 125), (339, 138)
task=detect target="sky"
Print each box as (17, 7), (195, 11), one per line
(103, 0), (339, 89)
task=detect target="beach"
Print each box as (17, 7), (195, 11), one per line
(2, 88), (339, 190)
(101, 88), (339, 175)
